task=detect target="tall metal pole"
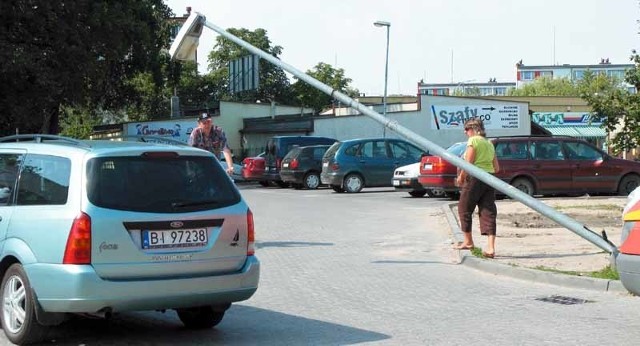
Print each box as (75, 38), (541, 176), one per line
(170, 12), (618, 258)
(374, 21), (390, 137)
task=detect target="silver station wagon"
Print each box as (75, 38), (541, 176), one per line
(0, 135), (259, 344)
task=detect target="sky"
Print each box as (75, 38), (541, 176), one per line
(165, 0), (639, 97)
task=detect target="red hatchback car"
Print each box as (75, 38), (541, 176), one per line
(419, 136), (640, 197)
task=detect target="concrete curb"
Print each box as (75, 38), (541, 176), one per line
(442, 203), (629, 294)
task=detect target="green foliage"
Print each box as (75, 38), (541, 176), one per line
(0, 0), (173, 135)
(508, 77), (579, 96)
(291, 62), (360, 114)
(59, 106), (100, 139)
(579, 53), (640, 154)
(207, 28), (292, 104)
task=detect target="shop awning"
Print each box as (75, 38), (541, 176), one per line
(545, 126), (606, 138)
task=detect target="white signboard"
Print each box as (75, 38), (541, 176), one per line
(430, 105), (520, 130)
(125, 119), (197, 144)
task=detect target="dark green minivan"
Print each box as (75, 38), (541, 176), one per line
(320, 138), (426, 193)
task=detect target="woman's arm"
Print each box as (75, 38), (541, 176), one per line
(493, 155), (500, 174)
(456, 145), (475, 186)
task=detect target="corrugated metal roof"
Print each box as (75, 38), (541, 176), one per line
(545, 126), (606, 138)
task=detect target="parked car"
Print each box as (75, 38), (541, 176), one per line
(0, 134), (259, 344)
(244, 136), (336, 187)
(393, 162), (441, 197)
(418, 141), (467, 198)
(321, 138), (427, 193)
(241, 152), (267, 185)
(279, 145), (331, 189)
(619, 187), (640, 296)
(419, 135), (640, 197)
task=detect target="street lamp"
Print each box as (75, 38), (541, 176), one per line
(374, 20), (390, 137)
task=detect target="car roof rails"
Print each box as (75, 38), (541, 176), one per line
(105, 135), (190, 146)
(0, 134), (89, 147)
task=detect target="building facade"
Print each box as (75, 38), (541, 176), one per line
(515, 60), (636, 93)
(417, 80), (516, 97)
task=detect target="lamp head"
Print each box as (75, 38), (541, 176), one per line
(373, 21), (391, 27)
(169, 11), (206, 61)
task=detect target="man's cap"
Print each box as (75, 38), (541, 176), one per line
(198, 113), (211, 122)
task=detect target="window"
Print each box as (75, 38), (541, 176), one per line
(495, 142), (528, 160)
(607, 70), (625, 79)
(389, 141), (423, 161)
(573, 70), (585, 80)
(539, 71), (553, 78)
(494, 87), (507, 96)
(521, 71), (534, 80)
(16, 154), (71, 205)
(360, 141), (387, 159)
(0, 153), (24, 205)
(530, 141), (564, 161)
(86, 156), (240, 213)
(563, 141), (603, 161)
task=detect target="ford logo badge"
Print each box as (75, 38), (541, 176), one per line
(170, 221), (184, 228)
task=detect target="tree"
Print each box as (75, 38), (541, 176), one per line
(0, 0), (173, 135)
(291, 62), (360, 114)
(580, 52), (640, 154)
(508, 77), (579, 96)
(207, 28), (293, 104)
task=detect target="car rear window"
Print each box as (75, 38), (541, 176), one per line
(86, 155), (241, 213)
(323, 142), (342, 159)
(447, 142), (468, 157)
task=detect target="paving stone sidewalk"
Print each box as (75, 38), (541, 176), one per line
(444, 195), (629, 293)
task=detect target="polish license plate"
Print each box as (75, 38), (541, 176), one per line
(393, 180), (400, 186)
(282, 163), (289, 168)
(142, 228), (208, 249)
(423, 163), (433, 170)
(323, 162), (328, 168)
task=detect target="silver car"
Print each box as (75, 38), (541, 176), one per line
(0, 135), (259, 344)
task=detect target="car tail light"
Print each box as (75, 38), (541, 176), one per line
(330, 162), (340, 171)
(63, 213), (92, 264)
(247, 209), (255, 256)
(290, 158), (299, 169)
(276, 158), (282, 169)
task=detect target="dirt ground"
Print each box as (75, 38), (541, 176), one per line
(453, 195), (627, 273)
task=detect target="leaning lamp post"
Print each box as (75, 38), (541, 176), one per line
(373, 20), (390, 137)
(169, 11), (619, 264)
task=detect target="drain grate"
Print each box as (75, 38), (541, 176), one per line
(535, 295), (592, 305)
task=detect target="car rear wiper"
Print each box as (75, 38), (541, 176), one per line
(172, 200), (220, 208)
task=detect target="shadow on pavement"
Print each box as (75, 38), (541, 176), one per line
(39, 305), (390, 345)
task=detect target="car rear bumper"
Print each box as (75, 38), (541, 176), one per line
(418, 174), (457, 191)
(321, 172), (343, 186)
(26, 256), (260, 313)
(392, 177), (424, 191)
(616, 253), (640, 296)
(279, 171), (305, 183)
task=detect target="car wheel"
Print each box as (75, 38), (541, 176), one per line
(344, 174), (364, 193)
(275, 180), (290, 188)
(303, 172), (321, 189)
(1, 264), (49, 345)
(409, 190), (427, 198)
(177, 306), (225, 329)
(511, 177), (535, 196)
(258, 180), (270, 187)
(425, 188), (445, 198)
(618, 174), (640, 196)
(331, 185), (345, 193)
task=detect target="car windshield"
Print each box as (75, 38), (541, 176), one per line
(86, 155), (240, 213)
(447, 142), (468, 157)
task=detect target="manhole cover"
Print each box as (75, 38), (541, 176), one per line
(535, 295), (592, 305)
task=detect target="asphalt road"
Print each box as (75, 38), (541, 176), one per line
(3, 186), (640, 345)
